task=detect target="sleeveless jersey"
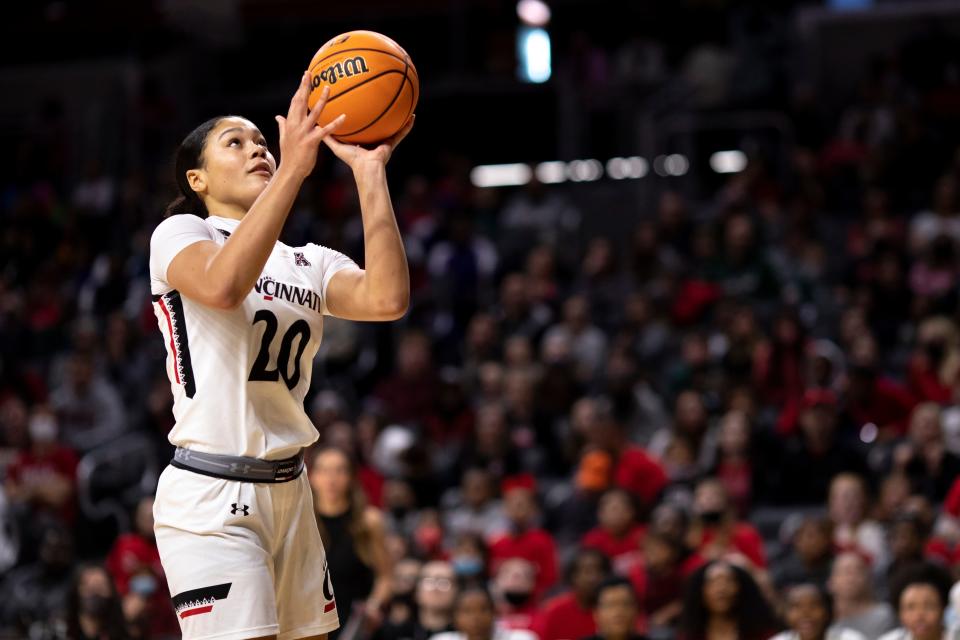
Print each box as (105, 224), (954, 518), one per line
(149, 214), (357, 460)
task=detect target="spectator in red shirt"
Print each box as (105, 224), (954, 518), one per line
(685, 478), (767, 570)
(581, 488), (645, 574)
(4, 406), (78, 529)
(533, 548), (611, 640)
(627, 531), (687, 634)
(906, 316), (958, 405)
(492, 558), (539, 632)
(584, 400), (667, 509)
(489, 474), (559, 599)
(105, 495), (178, 638)
(846, 338), (916, 439)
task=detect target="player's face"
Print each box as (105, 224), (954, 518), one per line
(192, 117), (276, 212)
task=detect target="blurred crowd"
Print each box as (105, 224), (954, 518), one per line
(5, 6), (960, 640)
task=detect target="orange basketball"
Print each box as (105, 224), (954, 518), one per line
(307, 30), (419, 145)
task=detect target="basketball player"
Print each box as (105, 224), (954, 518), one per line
(149, 72), (412, 640)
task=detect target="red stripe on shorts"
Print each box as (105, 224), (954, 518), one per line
(180, 605), (213, 619)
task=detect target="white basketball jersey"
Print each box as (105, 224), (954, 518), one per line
(149, 214), (357, 460)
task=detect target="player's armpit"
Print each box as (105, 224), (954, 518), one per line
(324, 267), (407, 322)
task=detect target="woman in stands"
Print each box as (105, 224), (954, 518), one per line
(148, 73), (412, 640)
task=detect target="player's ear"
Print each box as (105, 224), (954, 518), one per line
(186, 168), (207, 194)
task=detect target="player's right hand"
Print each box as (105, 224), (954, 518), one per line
(275, 72), (345, 180)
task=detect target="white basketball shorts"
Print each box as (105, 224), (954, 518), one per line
(153, 464), (340, 640)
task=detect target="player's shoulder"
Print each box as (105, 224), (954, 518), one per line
(151, 213), (216, 242)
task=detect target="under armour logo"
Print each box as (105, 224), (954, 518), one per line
(230, 504), (250, 516)
(229, 463), (251, 474)
(294, 252), (311, 267)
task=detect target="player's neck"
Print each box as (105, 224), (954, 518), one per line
(204, 199), (247, 221)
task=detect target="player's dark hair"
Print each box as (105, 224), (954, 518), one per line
(164, 116), (226, 218)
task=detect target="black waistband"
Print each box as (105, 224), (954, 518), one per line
(171, 447), (304, 483)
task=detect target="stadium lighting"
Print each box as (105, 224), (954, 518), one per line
(709, 150), (748, 174)
(567, 159), (603, 182)
(664, 154), (689, 176)
(518, 27), (551, 83)
(470, 163), (532, 188)
(517, 0), (551, 27)
(536, 161), (567, 184)
(607, 156), (648, 180)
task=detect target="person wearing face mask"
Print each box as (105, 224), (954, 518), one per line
(451, 533), (491, 588)
(106, 496), (179, 638)
(489, 474), (559, 599)
(492, 558), (539, 633)
(64, 563), (129, 640)
(878, 563), (959, 640)
(686, 478), (766, 570)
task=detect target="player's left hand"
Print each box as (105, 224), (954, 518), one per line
(323, 114), (414, 171)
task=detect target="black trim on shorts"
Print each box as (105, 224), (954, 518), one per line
(171, 459), (304, 483)
(172, 582), (232, 609)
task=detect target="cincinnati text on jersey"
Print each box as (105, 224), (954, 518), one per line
(254, 276), (322, 313)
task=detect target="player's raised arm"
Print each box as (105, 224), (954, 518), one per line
(165, 74), (345, 310)
(322, 116), (414, 322)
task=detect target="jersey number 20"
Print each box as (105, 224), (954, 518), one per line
(249, 309), (311, 390)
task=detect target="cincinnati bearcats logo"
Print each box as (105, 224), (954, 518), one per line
(322, 561), (337, 613)
(172, 583), (232, 619)
(230, 503), (250, 516)
(294, 251), (311, 267)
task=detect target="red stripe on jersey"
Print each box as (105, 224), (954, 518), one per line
(157, 298), (181, 384)
(324, 601), (337, 613)
(180, 605), (213, 619)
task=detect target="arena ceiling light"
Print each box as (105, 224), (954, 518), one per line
(535, 161), (567, 184)
(709, 150), (748, 174)
(517, 0), (551, 26)
(606, 156), (648, 180)
(470, 163), (532, 188)
(567, 159), (603, 182)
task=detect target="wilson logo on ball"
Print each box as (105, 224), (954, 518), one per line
(313, 56), (370, 86)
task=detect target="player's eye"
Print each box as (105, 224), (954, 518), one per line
(228, 138), (241, 147)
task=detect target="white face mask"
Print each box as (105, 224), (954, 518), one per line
(28, 414), (58, 443)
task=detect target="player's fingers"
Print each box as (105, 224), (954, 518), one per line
(288, 72), (311, 121)
(311, 114), (346, 141)
(275, 115), (286, 138)
(321, 133), (351, 156)
(307, 86), (332, 124)
(387, 114), (416, 147)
